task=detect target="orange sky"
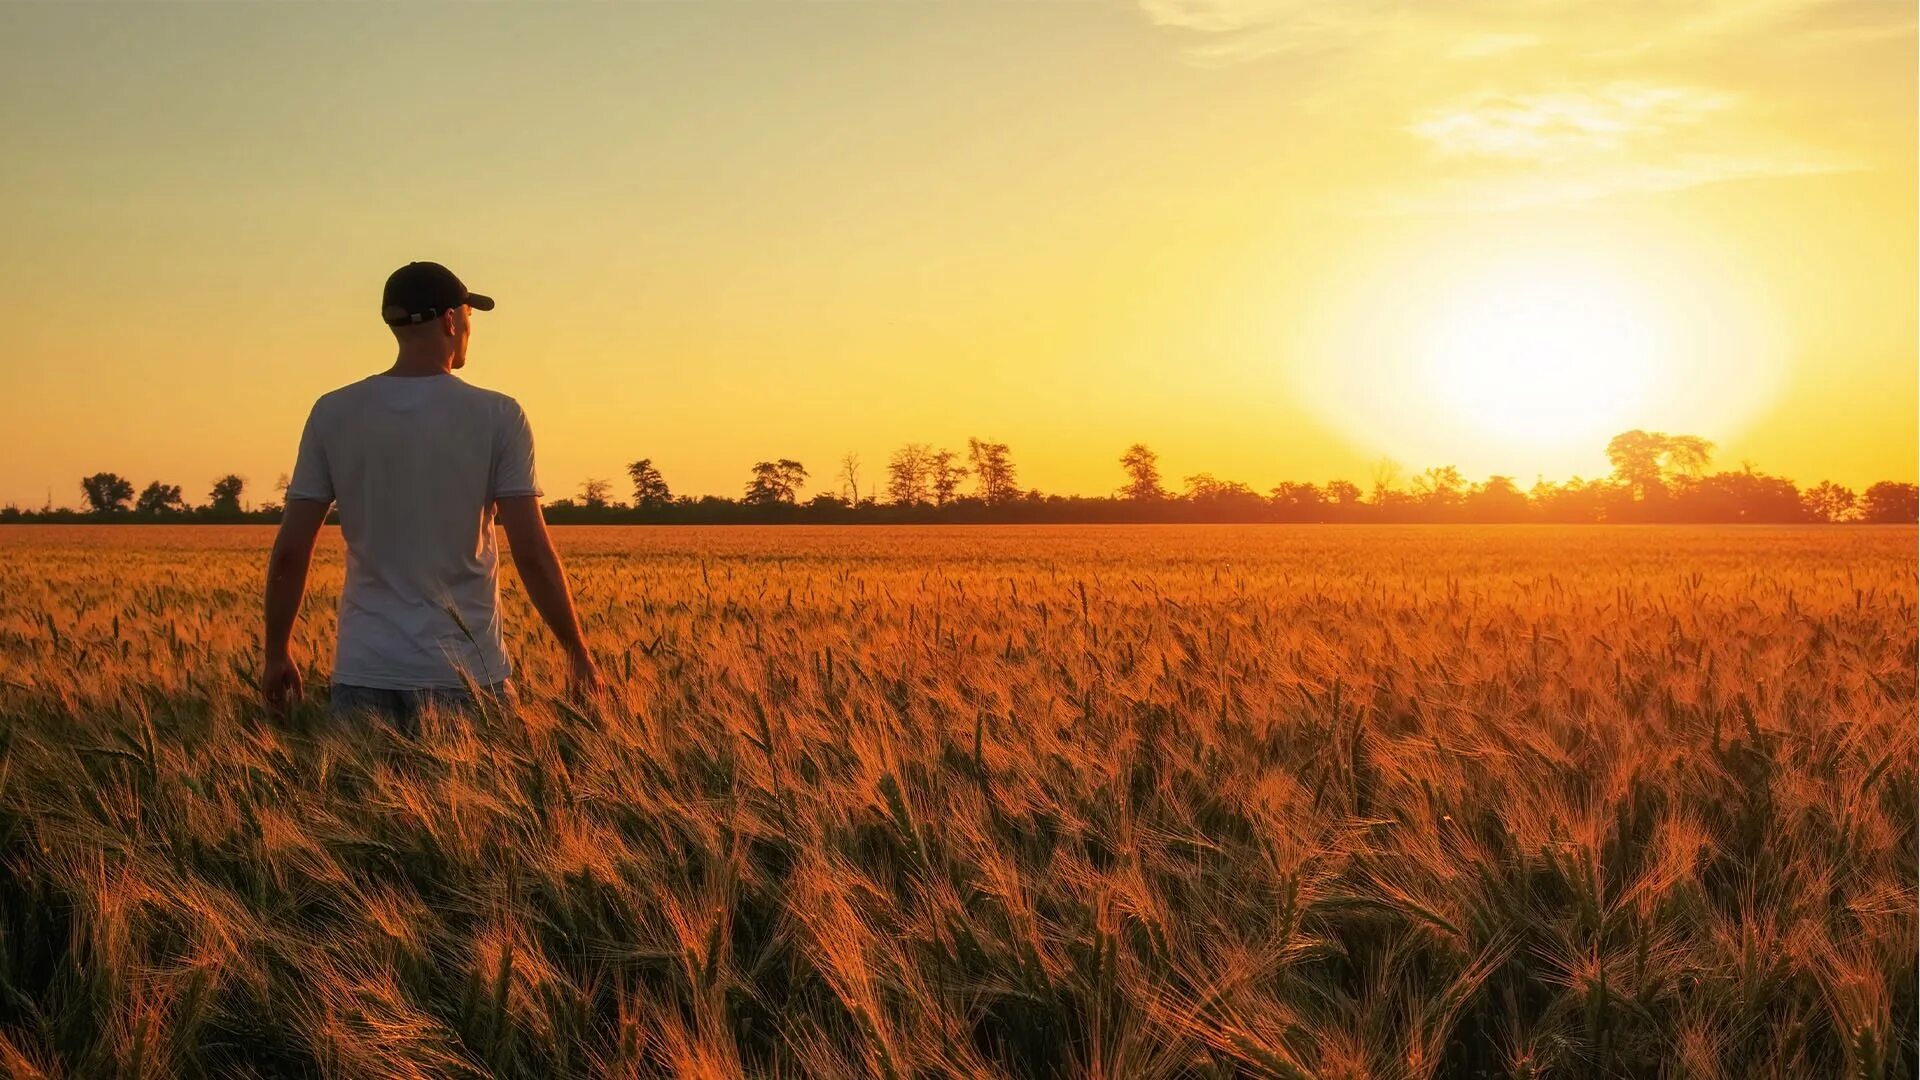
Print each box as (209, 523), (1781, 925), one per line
(0, 2), (1912, 508)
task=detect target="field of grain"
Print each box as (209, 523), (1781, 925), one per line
(0, 524), (1912, 1079)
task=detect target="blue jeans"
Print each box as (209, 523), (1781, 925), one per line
(327, 680), (516, 737)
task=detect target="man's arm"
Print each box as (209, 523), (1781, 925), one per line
(263, 498), (330, 711)
(495, 495), (601, 690)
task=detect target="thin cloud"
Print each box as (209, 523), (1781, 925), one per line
(1445, 33), (1540, 61)
(1409, 84), (1738, 162)
(1136, 0), (1390, 62)
(1389, 80), (1855, 208)
(1134, 0), (1896, 210)
(1138, 0), (1911, 64)
(1359, 148), (1858, 215)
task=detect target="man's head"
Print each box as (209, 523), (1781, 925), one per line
(381, 262), (494, 369)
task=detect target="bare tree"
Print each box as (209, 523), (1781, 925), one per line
(1369, 459), (1402, 503)
(579, 479), (613, 508)
(838, 452), (864, 505)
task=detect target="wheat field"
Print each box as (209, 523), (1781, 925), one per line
(0, 524), (1912, 1079)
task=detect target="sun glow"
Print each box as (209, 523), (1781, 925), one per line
(1418, 272), (1658, 447)
(1286, 229), (1790, 480)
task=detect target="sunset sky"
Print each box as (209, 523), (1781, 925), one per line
(1, 1), (1912, 508)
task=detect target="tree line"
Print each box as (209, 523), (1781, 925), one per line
(12, 430), (1917, 525)
(7, 473), (267, 523)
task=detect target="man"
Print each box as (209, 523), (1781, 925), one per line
(262, 261), (601, 732)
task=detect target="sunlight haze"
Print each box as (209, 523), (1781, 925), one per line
(1, 1), (1911, 506)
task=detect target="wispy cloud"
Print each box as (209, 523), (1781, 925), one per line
(1135, 0), (1391, 63)
(1409, 84), (1738, 162)
(1444, 33), (1539, 61)
(1389, 81), (1856, 208)
(1138, 0), (1912, 65)
(1135, 0), (1898, 210)
(1361, 147), (1857, 215)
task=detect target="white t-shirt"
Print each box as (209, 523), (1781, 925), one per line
(285, 373), (542, 689)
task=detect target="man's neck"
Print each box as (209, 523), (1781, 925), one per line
(384, 349), (455, 378)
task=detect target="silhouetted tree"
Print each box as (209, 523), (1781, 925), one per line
(1184, 474), (1263, 520)
(1607, 430), (1715, 503)
(208, 475), (246, 514)
(1529, 476), (1616, 523)
(135, 481), (186, 516)
(1411, 466), (1466, 508)
(1326, 480), (1363, 507)
(1673, 466), (1803, 523)
(928, 450), (967, 507)
(838, 452), (864, 506)
(1801, 481), (1857, 523)
(625, 459), (672, 509)
(79, 473), (134, 514)
(1665, 435), (1713, 480)
(1862, 481), (1918, 524)
(886, 444), (932, 505)
(1269, 481), (1326, 521)
(1606, 430), (1667, 500)
(1465, 476), (1530, 522)
(17, 427), (1906, 528)
(745, 459), (807, 506)
(968, 438), (1018, 505)
(1119, 444), (1166, 501)
(1370, 459), (1403, 505)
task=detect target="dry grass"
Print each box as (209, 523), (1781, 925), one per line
(0, 524), (1912, 1078)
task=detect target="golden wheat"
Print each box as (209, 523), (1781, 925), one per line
(0, 524), (1912, 1078)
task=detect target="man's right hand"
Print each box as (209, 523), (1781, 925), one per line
(567, 648), (604, 697)
(263, 652), (304, 715)
(498, 495), (604, 699)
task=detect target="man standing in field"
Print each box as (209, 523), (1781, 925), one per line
(261, 261), (601, 732)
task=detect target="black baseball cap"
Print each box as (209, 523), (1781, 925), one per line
(380, 261), (495, 327)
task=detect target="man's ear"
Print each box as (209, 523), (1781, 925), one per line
(441, 309), (459, 337)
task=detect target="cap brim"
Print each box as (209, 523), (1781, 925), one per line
(467, 293), (495, 311)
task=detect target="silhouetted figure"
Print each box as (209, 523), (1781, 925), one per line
(262, 261), (601, 733)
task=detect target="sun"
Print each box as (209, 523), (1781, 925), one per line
(1418, 270), (1659, 449)
(1284, 227), (1791, 480)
